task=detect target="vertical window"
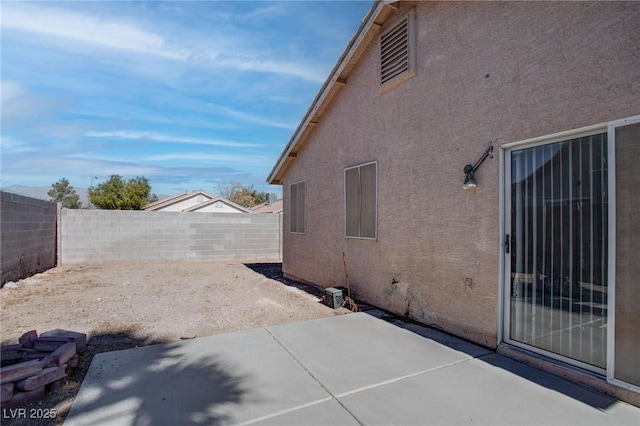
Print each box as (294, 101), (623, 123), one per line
(345, 162), (377, 239)
(290, 181), (306, 233)
(380, 8), (415, 87)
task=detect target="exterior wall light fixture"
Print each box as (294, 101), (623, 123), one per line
(463, 141), (495, 190)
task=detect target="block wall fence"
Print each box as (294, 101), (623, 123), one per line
(0, 191), (58, 286)
(60, 209), (283, 264)
(1, 192), (282, 285)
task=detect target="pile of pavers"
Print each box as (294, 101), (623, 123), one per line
(1, 329), (86, 408)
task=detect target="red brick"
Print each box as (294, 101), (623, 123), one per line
(20, 349), (49, 361)
(46, 342), (76, 368)
(16, 365), (67, 392)
(33, 337), (73, 352)
(1, 382), (14, 403)
(17, 350), (49, 370)
(1, 344), (23, 361)
(0, 360), (42, 383)
(41, 329), (87, 353)
(2, 386), (45, 408)
(18, 330), (38, 349)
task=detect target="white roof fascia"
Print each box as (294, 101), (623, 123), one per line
(145, 190), (215, 211)
(184, 197), (250, 213)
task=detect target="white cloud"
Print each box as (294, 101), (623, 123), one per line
(2, 153), (159, 177)
(206, 103), (297, 130)
(0, 136), (37, 154)
(146, 152), (272, 165)
(84, 131), (263, 148)
(1, 3), (326, 83)
(239, 3), (287, 22)
(0, 80), (65, 126)
(210, 55), (326, 84)
(1, 4), (186, 60)
(1, 80), (23, 105)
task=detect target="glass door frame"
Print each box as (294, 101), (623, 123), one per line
(499, 122), (609, 376)
(606, 115), (640, 393)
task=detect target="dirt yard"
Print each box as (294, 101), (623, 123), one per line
(0, 261), (349, 425)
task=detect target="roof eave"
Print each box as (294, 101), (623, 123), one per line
(267, 0), (399, 185)
(183, 196), (251, 213)
(144, 190), (214, 211)
(144, 190), (190, 210)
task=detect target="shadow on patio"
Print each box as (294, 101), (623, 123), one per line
(65, 331), (250, 426)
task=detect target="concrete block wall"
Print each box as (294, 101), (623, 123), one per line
(60, 210), (282, 264)
(1, 191), (58, 286)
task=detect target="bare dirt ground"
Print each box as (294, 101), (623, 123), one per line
(0, 261), (349, 425)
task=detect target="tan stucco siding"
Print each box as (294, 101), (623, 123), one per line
(281, 1), (640, 348)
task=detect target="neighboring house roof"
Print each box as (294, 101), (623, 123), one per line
(251, 199), (283, 214)
(184, 197), (250, 213)
(145, 191), (190, 210)
(267, 0), (398, 184)
(144, 191), (215, 211)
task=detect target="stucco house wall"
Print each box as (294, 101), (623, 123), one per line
(279, 1), (640, 347)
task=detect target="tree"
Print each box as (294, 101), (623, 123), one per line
(216, 181), (267, 208)
(48, 178), (82, 209)
(88, 175), (156, 210)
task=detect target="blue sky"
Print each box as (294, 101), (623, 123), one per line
(1, 0), (373, 197)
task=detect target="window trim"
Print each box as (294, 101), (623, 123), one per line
(379, 7), (416, 91)
(289, 180), (306, 234)
(606, 114), (640, 393)
(344, 161), (378, 240)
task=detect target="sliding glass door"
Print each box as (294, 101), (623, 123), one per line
(504, 117), (640, 391)
(506, 133), (609, 370)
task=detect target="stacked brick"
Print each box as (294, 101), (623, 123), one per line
(0, 329), (86, 408)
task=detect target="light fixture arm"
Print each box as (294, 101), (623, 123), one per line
(462, 140), (495, 190)
(464, 142), (494, 175)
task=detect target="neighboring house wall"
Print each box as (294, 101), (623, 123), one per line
(189, 202), (242, 213)
(187, 199), (249, 213)
(60, 210), (282, 264)
(0, 191), (57, 286)
(148, 194), (213, 212)
(280, 1), (640, 347)
(146, 193), (247, 213)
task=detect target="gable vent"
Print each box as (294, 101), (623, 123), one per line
(380, 15), (409, 85)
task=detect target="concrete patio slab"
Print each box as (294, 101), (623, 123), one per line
(338, 353), (640, 425)
(65, 312), (640, 426)
(65, 328), (332, 426)
(266, 312), (493, 396)
(248, 399), (360, 426)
